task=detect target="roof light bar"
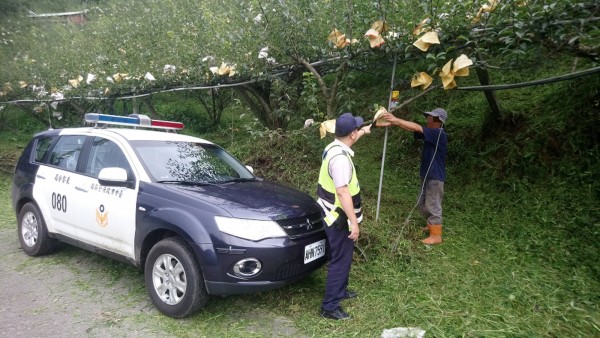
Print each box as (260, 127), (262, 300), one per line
(84, 113), (184, 130)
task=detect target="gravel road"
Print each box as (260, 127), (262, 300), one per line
(0, 220), (304, 338)
(0, 223), (159, 337)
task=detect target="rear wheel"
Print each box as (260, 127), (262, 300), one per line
(17, 202), (59, 256)
(144, 237), (208, 318)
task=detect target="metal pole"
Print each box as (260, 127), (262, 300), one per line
(375, 54), (397, 222)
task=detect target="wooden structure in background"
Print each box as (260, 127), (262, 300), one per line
(28, 10), (89, 24)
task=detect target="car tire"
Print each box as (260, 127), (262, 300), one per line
(144, 237), (208, 318)
(17, 202), (59, 256)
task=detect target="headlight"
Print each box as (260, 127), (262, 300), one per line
(214, 216), (287, 241)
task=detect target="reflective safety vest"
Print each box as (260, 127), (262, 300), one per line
(316, 143), (362, 227)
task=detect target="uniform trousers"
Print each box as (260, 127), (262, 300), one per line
(321, 222), (354, 311)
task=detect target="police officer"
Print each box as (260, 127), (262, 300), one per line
(317, 112), (371, 320)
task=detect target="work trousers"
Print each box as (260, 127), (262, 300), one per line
(321, 222), (354, 311)
(417, 178), (444, 225)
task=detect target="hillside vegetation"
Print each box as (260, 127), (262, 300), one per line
(5, 49), (598, 338)
(0, 5), (599, 334)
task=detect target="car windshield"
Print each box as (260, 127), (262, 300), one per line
(131, 141), (255, 184)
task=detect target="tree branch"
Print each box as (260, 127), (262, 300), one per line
(297, 57), (330, 100)
(240, 84), (272, 114)
(389, 86), (438, 114)
(327, 60), (348, 116)
(69, 101), (85, 114)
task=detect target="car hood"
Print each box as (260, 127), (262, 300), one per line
(161, 180), (320, 220)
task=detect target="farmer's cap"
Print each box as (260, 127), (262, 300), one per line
(424, 108), (448, 123)
(335, 112), (364, 137)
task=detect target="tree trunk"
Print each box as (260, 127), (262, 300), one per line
(297, 57), (348, 118)
(475, 62), (502, 134)
(197, 89), (228, 126)
(141, 98), (159, 118)
(132, 98), (139, 115)
(69, 101), (86, 114)
(15, 104), (49, 126)
(235, 83), (288, 130)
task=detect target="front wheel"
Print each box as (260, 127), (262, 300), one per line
(144, 237), (208, 318)
(17, 202), (58, 256)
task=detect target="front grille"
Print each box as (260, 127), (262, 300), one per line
(271, 259), (324, 281)
(275, 213), (324, 239)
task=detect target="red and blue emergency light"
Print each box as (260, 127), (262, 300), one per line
(84, 113), (184, 130)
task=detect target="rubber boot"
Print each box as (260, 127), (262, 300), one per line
(421, 224), (442, 245)
(421, 224), (432, 232)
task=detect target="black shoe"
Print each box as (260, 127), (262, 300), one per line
(320, 306), (350, 320)
(343, 290), (358, 299)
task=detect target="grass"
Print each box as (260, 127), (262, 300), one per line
(201, 116), (599, 337)
(2, 129), (599, 337)
(1, 46), (598, 336)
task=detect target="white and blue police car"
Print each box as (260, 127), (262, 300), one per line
(11, 113), (326, 318)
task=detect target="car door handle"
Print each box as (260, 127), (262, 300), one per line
(75, 186), (89, 192)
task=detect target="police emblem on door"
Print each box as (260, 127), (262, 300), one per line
(96, 204), (108, 227)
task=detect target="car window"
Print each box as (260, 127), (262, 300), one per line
(48, 135), (86, 171)
(34, 136), (55, 163)
(131, 141), (253, 183)
(85, 137), (132, 178)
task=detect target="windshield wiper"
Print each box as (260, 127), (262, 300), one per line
(221, 177), (259, 183)
(157, 180), (221, 186)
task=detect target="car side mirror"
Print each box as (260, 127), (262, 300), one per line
(98, 167), (133, 188)
(245, 165), (254, 174)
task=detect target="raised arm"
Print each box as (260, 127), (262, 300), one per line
(380, 112), (423, 133)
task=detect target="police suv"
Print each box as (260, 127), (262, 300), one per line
(11, 113), (326, 318)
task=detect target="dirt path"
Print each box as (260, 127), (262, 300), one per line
(0, 225), (158, 337)
(0, 222), (305, 337)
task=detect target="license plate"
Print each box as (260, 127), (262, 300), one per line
(304, 239), (326, 264)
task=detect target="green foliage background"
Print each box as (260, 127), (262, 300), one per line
(0, 0), (599, 336)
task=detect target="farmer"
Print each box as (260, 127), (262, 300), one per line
(379, 108), (448, 245)
(316, 112), (371, 320)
